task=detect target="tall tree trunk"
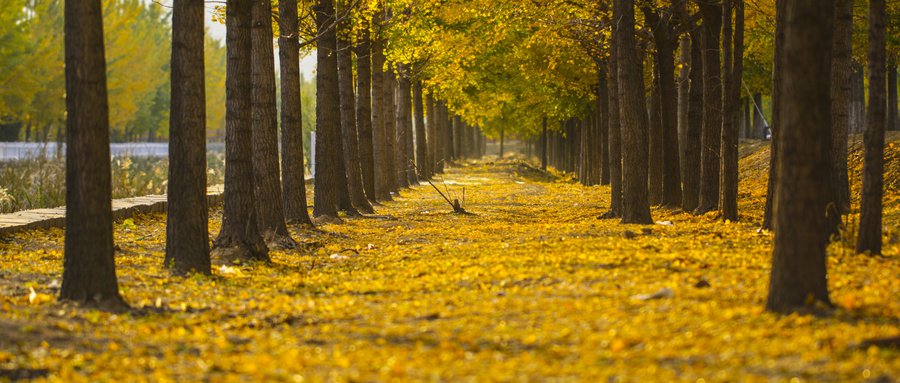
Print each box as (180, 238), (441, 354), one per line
(499, 126), (505, 159)
(696, 1), (723, 214)
(425, 92), (437, 174)
(648, 63), (664, 205)
(355, 25), (377, 204)
(605, 38), (624, 217)
(313, 0), (344, 219)
(831, 0), (853, 215)
(616, 0), (653, 224)
(720, 0), (743, 221)
(279, 0), (313, 226)
(251, 0), (294, 246)
(851, 62), (866, 133)
(371, 34), (391, 201)
(598, 66), (610, 185)
(166, 0), (210, 275)
(762, 0), (786, 231)
(414, 80), (430, 179)
(383, 64), (399, 193)
(213, 0), (269, 263)
(752, 93), (765, 139)
(857, 0), (887, 255)
(61, 0), (124, 305)
(541, 117), (548, 170)
(337, 15), (373, 214)
(682, 28), (703, 212)
(395, 67), (411, 187)
(677, 35), (690, 169)
(888, 60), (898, 131)
(766, 0), (834, 313)
(452, 115), (461, 160)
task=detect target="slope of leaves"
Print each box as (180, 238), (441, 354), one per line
(0, 155), (898, 381)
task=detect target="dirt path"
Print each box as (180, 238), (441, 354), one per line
(0, 160), (897, 381)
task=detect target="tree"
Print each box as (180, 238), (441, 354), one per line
(695, 0), (723, 215)
(60, 0), (124, 306)
(830, 0), (853, 216)
(682, 27), (703, 212)
(616, 0), (653, 225)
(337, 4), (374, 214)
(313, 0), (344, 219)
(766, 0), (834, 313)
(604, 35), (623, 218)
(414, 80), (430, 179)
(279, 0), (313, 226)
(212, 0), (269, 263)
(720, 0), (744, 221)
(857, 0), (887, 255)
(761, 0), (786, 232)
(251, 0), (294, 246)
(371, 29), (393, 201)
(165, 0), (210, 275)
(356, 25), (378, 203)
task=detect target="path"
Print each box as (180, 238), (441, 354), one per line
(0, 161), (897, 381)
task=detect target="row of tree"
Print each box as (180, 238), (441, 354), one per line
(0, 0), (227, 143)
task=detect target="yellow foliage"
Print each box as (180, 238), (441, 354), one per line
(0, 156), (898, 381)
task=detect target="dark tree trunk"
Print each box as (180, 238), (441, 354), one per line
(414, 80), (430, 179)
(720, 0), (743, 221)
(752, 93), (765, 138)
(437, 101), (450, 170)
(355, 25), (377, 204)
(888, 60), (899, 131)
(616, 0), (653, 224)
(383, 65), (399, 193)
(741, 97), (751, 138)
(857, 0), (887, 255)
(606, 39), (624, 217)
(831, 0), (853, 215)
(313, 0), (344, 219)
(338, 23), (373, 214)
(61, 0), (124, 305)
(766, 0), (834, 313)
(850, 62), (866, 133)
(541, 117), (548, 170)
(452, 115), (461, 160)
(648, 63), (664, 205)
(598, 67), (610, 185)
(696, 1), (723, 214)
(395, 67), (412, 187)
(677, 35), (690, 172)
(371, 35), (392, 201)
(499, 126), (505, 159)
(279, 0), (313, 226)
(762, 0), (786, 231)
(682, 28), (703, 212)
(251, 0), (294, 245)
(166, 0), (210, 275)
(425, 92), (438, 173)
(213, 0), (269, 263)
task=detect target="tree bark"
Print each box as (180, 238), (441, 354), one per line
(695, 1), (723, 214)
(213, 0), (269, 263)
(606, 40), (624, 217)
(720, 0), (743, 221)
(251, 0), (294, 246)
(541, 117), (548, 170)
(598, 67), (610, 185)
(830, 0), (853, 215)
(682, 28), (703, 212)
(338, 20), (373, 214)
(888, 60), (899, 131)
(371, 34), (392, 201)
(752, 93), (765, 139)
(761, 0), (786, 231)
(425, 92), (438, 174)
(395, 67), (412, 187)
(414, 80), (430, 179)
(166, 0), (210, 275)
(850, 62), (866, 133)
(61, 0), (124, 305)
(383, 64), (399, 193)
(648, 63), (664, 205)
(279, 0), (313, 226)
(313, 0), (344, 219)
(766, 0), (834, 314)
(857, 0), (887, 255)
(616, 0), (653, 224)
(355, 25), (377, 204)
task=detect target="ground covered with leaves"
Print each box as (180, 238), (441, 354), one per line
(1, 143), (899, 382)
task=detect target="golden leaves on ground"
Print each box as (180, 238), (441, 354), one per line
(0, 158), (898, 382)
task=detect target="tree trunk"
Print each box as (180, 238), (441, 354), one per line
(677, 34), (691, 175)
(598, 67), (610, 185)
(166, 0), (210, 275)
(541, 117), (548, 170)
(414, 80), (430, 179)
(313, 0), (343, 219)
(355, 25), (377, 204)
(762, 0), (786, 231)
(213, 0), (269, 263)
(616, 0), (653, 224)
(696, 1), (723, 214)
(251, 0), (294, 245)
(279, 0), (312, 226)
(857, 0), (887, 255)
(888, 60), (898, 131)
(371, 34), (391, 201)
(648, 63), (664, 205)
(682, 28), (703, 212)
(720, 0), (743, 221)
(338, 19), (373, 214)
(752, 93), (765, 139)
(61, 0), (124, 305)
(383, 64), (399, 193)
(851, 62), (866, 133)
(425, 92), (438, 174)
(499, 126), (505, 159)
(395, 67), (411, 187)
(606, 39), (624, 217)
(830, 0), (853, 215)
(766, 0), (834, 313)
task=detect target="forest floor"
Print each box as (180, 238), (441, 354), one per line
(0, 140), (899, 382)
